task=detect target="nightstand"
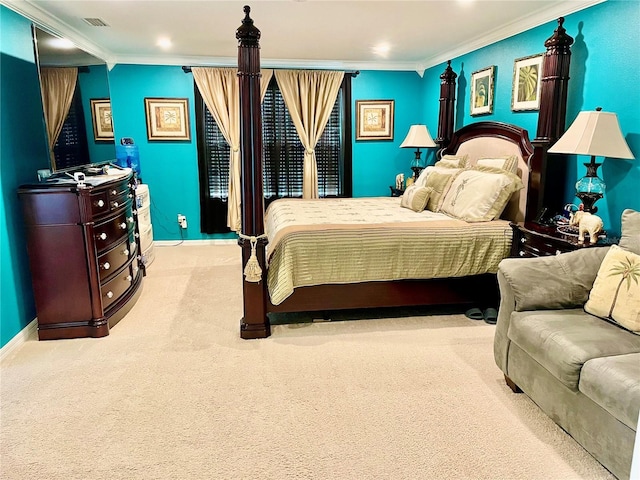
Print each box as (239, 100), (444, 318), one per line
(389, 186), (405, 197)
(510, 222), (616, 258)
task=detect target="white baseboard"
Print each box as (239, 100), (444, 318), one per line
(154, 239), (238, 246)
(0, 318), (37, 363)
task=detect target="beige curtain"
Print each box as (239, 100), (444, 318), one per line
(274, 70), (344, 199)
(40, 67), (78, 156)
(192, 67), (273, 232)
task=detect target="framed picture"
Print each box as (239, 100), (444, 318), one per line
(89, 98), (114, 142)
(512, 53), (544, 111)
(355, 100), (394, 140)
(144, 98), (191, 141)
(470, 66), (495, 116)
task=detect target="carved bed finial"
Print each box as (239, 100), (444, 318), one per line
(236, 5), (261, 45)
(440, 60), (457, 82)
(544, 16), (574, 52)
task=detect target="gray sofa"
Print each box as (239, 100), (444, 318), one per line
(494, 209), (640, 479)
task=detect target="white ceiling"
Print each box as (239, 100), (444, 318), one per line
(4, 0), (604, 73)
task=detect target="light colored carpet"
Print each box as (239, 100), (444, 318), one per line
(1, 245), (614, 480)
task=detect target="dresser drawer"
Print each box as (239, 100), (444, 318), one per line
(93, 202), (133, 252)
(517, 233), (573, 257)
(101, 264), (136, 310)
(97, 236), (136, 282)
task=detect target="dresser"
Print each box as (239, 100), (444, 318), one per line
(19, 170), (144, 340)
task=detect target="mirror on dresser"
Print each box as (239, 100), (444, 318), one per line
(32, 25), (116, 174)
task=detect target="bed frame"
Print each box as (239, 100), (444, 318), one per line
(236, 8), (574, 339)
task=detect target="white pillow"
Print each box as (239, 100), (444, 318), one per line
(440, 168), (524, 222)
(400, 185), (434, 212)
(415, 165), (462, 188)
(476, 155), (519, 174)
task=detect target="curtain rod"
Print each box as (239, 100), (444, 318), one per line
(182, 66), (359, 77)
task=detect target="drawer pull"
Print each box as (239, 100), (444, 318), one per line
(132, 209), (138, 216)
(112, 201), (119, 208)
(125, 275), (133, 282)
(519, 251), (525, 257)
(102, 262), (111, 270)
(96, 199), (105, 207)
(128, 194), (134, 198)
(135, 233), (140, 239)
(127, 216), (134, 224)
(122, 248), (130, 257)
(556, 250), (562, 255)
(520, 237), (526, 244)
(98, 232), (107, 240)
(120, 222), (127, 229)
(105, 291), (114, 299)
(111, 189), (117, 195)
(133, 266), (139, 275)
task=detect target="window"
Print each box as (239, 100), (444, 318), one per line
(52, 84), (91, 171)
(195, 74), (352, 234)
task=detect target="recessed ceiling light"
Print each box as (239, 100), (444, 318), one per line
(157, 37), (172, 50)
(48, 37), (75, 50)
(372, 42), (391, 58)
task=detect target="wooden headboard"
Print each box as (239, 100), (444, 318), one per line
(441, 121), (534, 223)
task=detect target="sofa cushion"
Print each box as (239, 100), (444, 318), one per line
(579, 353), (640, 431)
(508, 309), (640, 390)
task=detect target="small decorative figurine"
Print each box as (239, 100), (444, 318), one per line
(569, 210), (604, 244)
(395, 173), (405, 191)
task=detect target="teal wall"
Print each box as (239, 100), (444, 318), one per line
(0, 6), (50, 348)
(78, 64), (116, 164)
(352, 70), (426, 197)
(421, 0), (640, 234)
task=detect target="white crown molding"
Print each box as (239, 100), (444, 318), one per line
(418, 0), (605, 71)
(111, 53), (423, 73)
(1, 0), (115, 64)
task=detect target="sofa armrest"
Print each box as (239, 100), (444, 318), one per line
(498, 247), (610, 312)
(493, 247), (609, 374)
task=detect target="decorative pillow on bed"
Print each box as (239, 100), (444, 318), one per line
(423, 169), (461, 212)
(584, 245), (640, 334)
(415, 165), (462, 188)
(400, 185), (434, 212)
(476, 155), (519, 174)
(439, 167), (523, 221)
(435, 154), (469, 169)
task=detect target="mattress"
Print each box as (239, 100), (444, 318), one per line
(264, 197), (513, 305)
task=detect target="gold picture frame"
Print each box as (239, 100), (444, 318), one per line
(355, 100), (394, 140)
(470, 66), (495, 116)
(512, 53), (544, 111)
(144, 98), (191, 141)
(89, 98), (114, 142)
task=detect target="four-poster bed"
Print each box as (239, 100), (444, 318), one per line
(235, 8), (573, 339)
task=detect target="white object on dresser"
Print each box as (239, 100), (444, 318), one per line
(136, 184), (155, 267)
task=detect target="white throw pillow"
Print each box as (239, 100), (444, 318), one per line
(440, 168), (523, 221)
(476, 155), (519, 174)
(585, 245), (640, 334)
(400, 185), (433, 212)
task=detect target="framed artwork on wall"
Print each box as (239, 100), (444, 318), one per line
(89, 98), (114, 142)
(470, 66), (495, 116)
(355, 100), (394, 140)
(512, 53), (544, 111)
(144, 98), (191, 141)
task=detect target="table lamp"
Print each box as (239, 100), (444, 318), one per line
(548, 107), (634, 213)
(400, 125), (437, 180)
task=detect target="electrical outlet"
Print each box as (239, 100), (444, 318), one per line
(177, 214), (187, 229)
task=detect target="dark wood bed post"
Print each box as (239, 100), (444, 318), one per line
(526, 17), (574, 222)
(237, 5), (271, 339)
(435, 60), (457, 154)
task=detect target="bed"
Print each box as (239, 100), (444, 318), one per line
(235, 9), (573, 338)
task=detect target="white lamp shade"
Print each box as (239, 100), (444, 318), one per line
(400, 125), (437, 149)
(548, 110), (634, 159)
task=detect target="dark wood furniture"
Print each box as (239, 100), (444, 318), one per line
(389, 186), (405, 197)
(510, 222), (614, 258)
(236, 9), (574, 338)
(19, 171), (144, 340)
